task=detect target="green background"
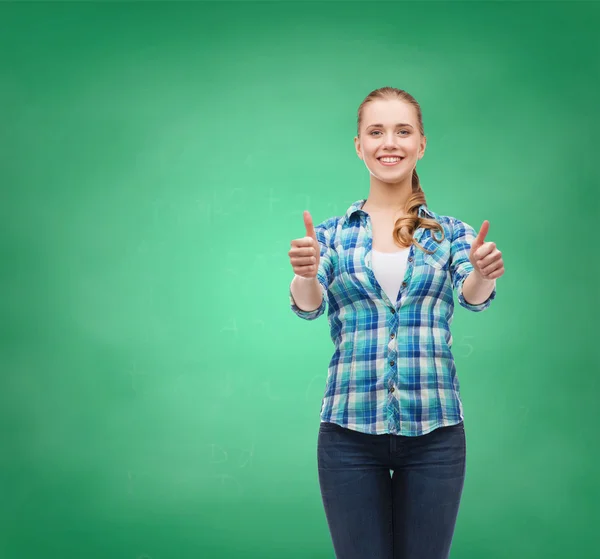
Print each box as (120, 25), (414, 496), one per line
(1, 2), (598, 558)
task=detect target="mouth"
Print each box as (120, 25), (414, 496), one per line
(377, 156), (404, 166)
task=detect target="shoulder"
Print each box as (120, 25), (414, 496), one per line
(315, 215), (340, 231)
(423, 208), (456, 240)
(300, 216), (341, 255)
(314, 215), (342, 242)
(425, 208), (475, 241)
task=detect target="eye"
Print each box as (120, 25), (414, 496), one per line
(369, 130), (410, 136)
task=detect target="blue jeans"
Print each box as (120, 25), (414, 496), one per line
(317, 421), (466, 559)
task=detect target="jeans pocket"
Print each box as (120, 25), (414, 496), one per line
(445, 421), (465, 433)
(319, 421), (343, 433)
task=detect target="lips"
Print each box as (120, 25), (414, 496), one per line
(378, 157), (404, 166)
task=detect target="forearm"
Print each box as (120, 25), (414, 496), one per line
(462, 271), (496, 305)
(290, 275), (323, 311)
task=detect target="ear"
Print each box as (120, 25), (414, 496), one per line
(419, 135), (427, 159)
(354, 136), (363, 159)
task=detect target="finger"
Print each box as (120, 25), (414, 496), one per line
(473, 241), (496, 262)
(294, 262), (318, 274)
(485, 266), (505, 280)
(481, 260), (504, 277)
(478, 248), (502, 269)
(290, 237), (316, 248)
(473, 220), (490, 247)
(289, 246), (317, 257)
(304, 211), (317, 241)
(291, 256), (317, 266)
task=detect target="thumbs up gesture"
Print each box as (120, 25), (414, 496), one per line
(469, 220), (505, 280)
(288, 211), (321, 279)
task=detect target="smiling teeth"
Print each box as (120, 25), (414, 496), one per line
(380, 157), (401, 162)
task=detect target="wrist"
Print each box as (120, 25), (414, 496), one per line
(472, 270), (496, 284)
(295, 274), (318, 282)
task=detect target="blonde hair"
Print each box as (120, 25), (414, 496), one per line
(357, 86), (445, 254)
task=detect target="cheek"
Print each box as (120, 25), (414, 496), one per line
(363, 145), (377, 158)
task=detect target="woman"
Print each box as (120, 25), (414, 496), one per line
(288, 87), (504, 559)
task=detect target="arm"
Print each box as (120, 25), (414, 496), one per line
(462, 273), (496, 306)
(290, 275), (323, 312)
(449, 218), (497, 312)
(289, 221), (334, 320)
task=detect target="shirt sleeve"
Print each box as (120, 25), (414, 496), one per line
(289, 221), (335, 320)
(450, 218), (496, 312)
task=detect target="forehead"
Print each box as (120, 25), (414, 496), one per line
(362, 98), (416, 127)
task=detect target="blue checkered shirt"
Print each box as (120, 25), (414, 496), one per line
(290, 199), (497, 436)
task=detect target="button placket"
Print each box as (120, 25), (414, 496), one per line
(397, 245), (415, 299)
(387, 319), (398, 395)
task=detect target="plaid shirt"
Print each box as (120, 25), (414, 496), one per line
(290, 199), (497, 436)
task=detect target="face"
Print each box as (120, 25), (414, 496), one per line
(354, 98), (426, 185)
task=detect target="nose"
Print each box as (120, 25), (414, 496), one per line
(382, 132), (399, 149)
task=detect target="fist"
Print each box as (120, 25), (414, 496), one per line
(469, 220), (505, 280)
(288, 211), (321, 279)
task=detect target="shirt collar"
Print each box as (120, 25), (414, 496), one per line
(342, 199), (436, 225)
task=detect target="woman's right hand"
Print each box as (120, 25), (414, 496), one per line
(288, 211), (321, 279)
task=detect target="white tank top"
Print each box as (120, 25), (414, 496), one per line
(371, 248), (411, 303)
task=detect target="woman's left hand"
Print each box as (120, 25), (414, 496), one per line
(469, 220), (505, 280)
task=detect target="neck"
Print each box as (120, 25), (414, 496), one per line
(362, 180), (413, 214)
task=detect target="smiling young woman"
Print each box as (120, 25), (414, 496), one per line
(288, 86), (501, 559)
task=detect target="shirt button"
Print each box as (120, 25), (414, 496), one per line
(390, 361), (395, 366)
(390, 333), (395, 339)
(408, 257), (413, 262)
(391, 309), (396, 314)
(401, 282), (407, 287)
(389, 386), (395, 393)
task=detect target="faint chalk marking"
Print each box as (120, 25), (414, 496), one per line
(213, 187), (243, 218)
(127, 359), (148, 396)
(220, 318), (239, 337)
(195, 197), (212, 221)
(209, 444), (228, 464)
(263, 380), (280, 401)
(460, 335), (475, 358)
(224, 255), (241, 278)
(219, 371), (234, 399)
(518, 405), (530, 424)
(290, 195), (311, 218)
(214, 474), (243, 495)
(239, 441), (255, 469)
(267, 188), (281, 216)
(305, 374), (324, 402)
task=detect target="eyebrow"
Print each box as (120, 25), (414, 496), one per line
(367, 123), (414, 129)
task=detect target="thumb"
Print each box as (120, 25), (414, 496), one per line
(304, 210), (317, 241)
(473, 220), (490, 249)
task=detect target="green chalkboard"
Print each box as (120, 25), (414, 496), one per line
(1, 2), (598, 558)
